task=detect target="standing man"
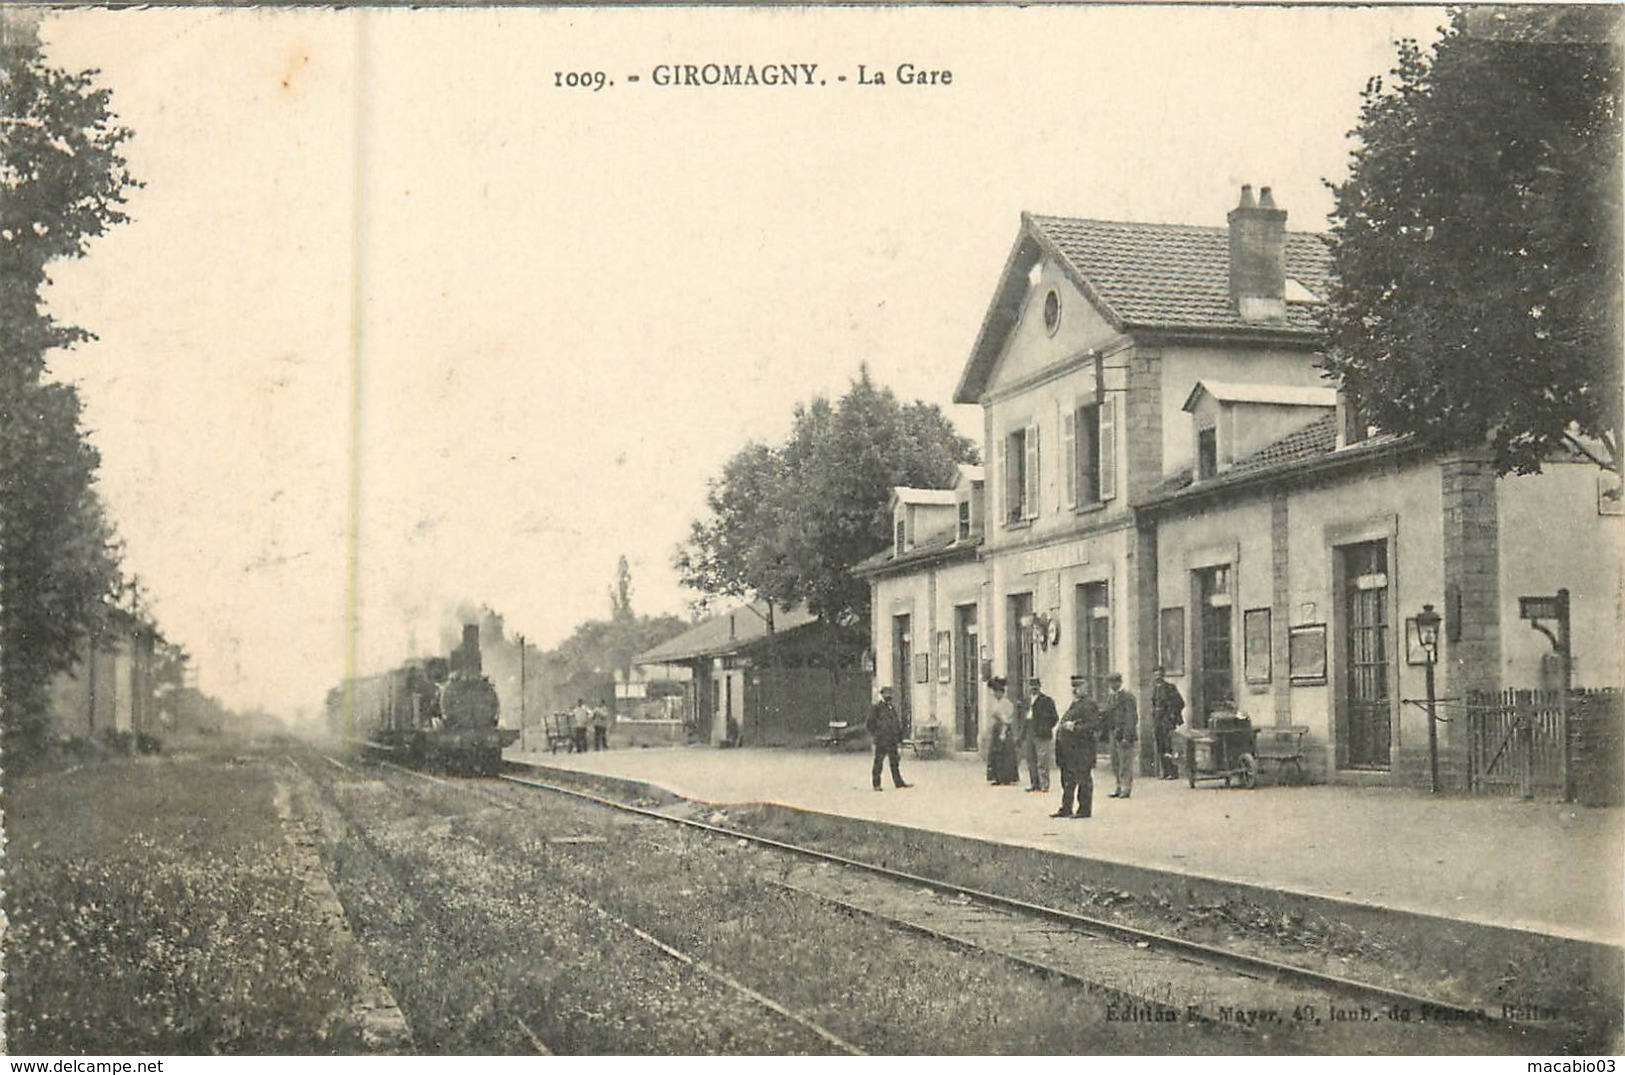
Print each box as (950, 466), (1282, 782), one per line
(569, 698), (592, 754)
(867, 686), (912, 791)
(1103, 672), (1139, 799)
(1025, 679), (1059, 793)
(1052, 675), (1100, 818)
(592, 699), (611, 751)
(1151, 667), (1185, 778)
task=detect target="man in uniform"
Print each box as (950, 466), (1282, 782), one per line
(1103, 672), (1140, 799)
(1025, 678), (1059, 793)
(1151, 666), (1185, 778)
(1052, 675), (1100, 818)
(866, 686), (912, 791)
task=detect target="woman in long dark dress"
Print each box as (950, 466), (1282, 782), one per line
(990, 722), (1020, 784)
(985, 677), (1021, 785)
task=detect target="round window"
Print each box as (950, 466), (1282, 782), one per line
(1043, 289), (1061, 335)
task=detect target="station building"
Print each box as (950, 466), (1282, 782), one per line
(860, 186), (1623, 793)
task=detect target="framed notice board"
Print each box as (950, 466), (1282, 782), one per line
(1243, 608), (1272, 684)
(1288, 623), (1327, 685)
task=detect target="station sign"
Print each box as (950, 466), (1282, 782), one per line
(1518, 595), (1564, 621)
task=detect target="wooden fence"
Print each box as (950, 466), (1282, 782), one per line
(1465, 688), (1622, 804)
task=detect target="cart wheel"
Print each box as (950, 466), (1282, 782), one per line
(1240, 753), (1258, 789)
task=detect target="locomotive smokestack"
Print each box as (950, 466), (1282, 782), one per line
(461, 624), (482, 675)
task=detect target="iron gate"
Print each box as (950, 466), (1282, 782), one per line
(1466, 688), (1622, 804)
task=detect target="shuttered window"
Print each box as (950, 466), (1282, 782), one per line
(1004, 428), (1027, 524)
(1023, 423), (1040, 519)
(1061, 409), (1077, 510)
(1098, 397), (1116, 502)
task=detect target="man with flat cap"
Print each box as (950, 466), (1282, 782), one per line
(1052, 674), (1100, 818)
(1103, 672), (1139, 799)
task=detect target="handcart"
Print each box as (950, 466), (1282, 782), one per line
(1173, 712), (1259, 788)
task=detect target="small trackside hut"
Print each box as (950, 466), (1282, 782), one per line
(636, 601), (871, 748)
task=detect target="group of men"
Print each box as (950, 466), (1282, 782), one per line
(568, 698), (612, 753)
(995, 673), (1144, 819)
(864, 668), (1187, 818)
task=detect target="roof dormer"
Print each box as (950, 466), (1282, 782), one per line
(1183, 381), (1337, 478)
(952, 464), (986, 542)
(889, 486), (959, 557)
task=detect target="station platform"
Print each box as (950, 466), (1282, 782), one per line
(508, 743), (1622, 947)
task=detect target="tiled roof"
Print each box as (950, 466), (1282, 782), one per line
(1028, 214), (1331, 335)
(636, 600), (821, 664)
(1228, 411), (1339, 475)
(852, 531), (980, 576)
(1141, 412), (1339, 501)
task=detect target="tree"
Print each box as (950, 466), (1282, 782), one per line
(672, 441), (799, 616)
(1322, 7), (1622, 478)
(1, 20), (140, 755)
(676, 366), (979, 628)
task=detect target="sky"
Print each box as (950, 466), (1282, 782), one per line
(32, 4), (1448, 719)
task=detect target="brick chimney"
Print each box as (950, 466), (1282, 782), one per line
(1227, 184), (1288, 322)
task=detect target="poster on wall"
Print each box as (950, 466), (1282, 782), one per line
(1288, 624), (1328, 685)
(1243, 608), (1272, 683)
(1158, 607), (1185, 675)
(937, 631), (953, 683)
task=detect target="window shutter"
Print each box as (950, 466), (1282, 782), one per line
(1024, 423), (1040, 519)
(1098, 399), (1117, 501)
(1061, 409), (1077, 510)
(1002, 434), (1017, 523)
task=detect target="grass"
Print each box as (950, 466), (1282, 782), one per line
(4, 742), (371, 1054)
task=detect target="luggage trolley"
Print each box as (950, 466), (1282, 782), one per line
(1173, 712), (1260, 788)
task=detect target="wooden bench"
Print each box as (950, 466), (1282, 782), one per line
(906, 724), (943, 759)
(819, 721), (866, 751)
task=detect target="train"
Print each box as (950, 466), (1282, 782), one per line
(327, 623), (519, 775)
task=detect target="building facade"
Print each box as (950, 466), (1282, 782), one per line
(856, 466), (987, 750)
(860, 186), (1623, 790)
(951, 187), (1331, 770)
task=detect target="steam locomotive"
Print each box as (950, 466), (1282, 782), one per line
(328, 624), (519, 776)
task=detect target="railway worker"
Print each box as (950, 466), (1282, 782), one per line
(866, 686), (912, 791)
(592, 700), (611, 750)
(1103, 673), (1140, 799)
(1025, 678), (1059, 794)
(1151, 666), (1185, 779)
(1052, 675), (1100, 819)
(570, 698), (592, 754)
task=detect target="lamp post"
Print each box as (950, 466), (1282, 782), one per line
(1416, 603), (1442, 794)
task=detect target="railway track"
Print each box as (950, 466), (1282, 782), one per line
(489, 767), (1579, 1054)
(300, 752), (862, 1054)
(298, 746), (1588, 1052)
